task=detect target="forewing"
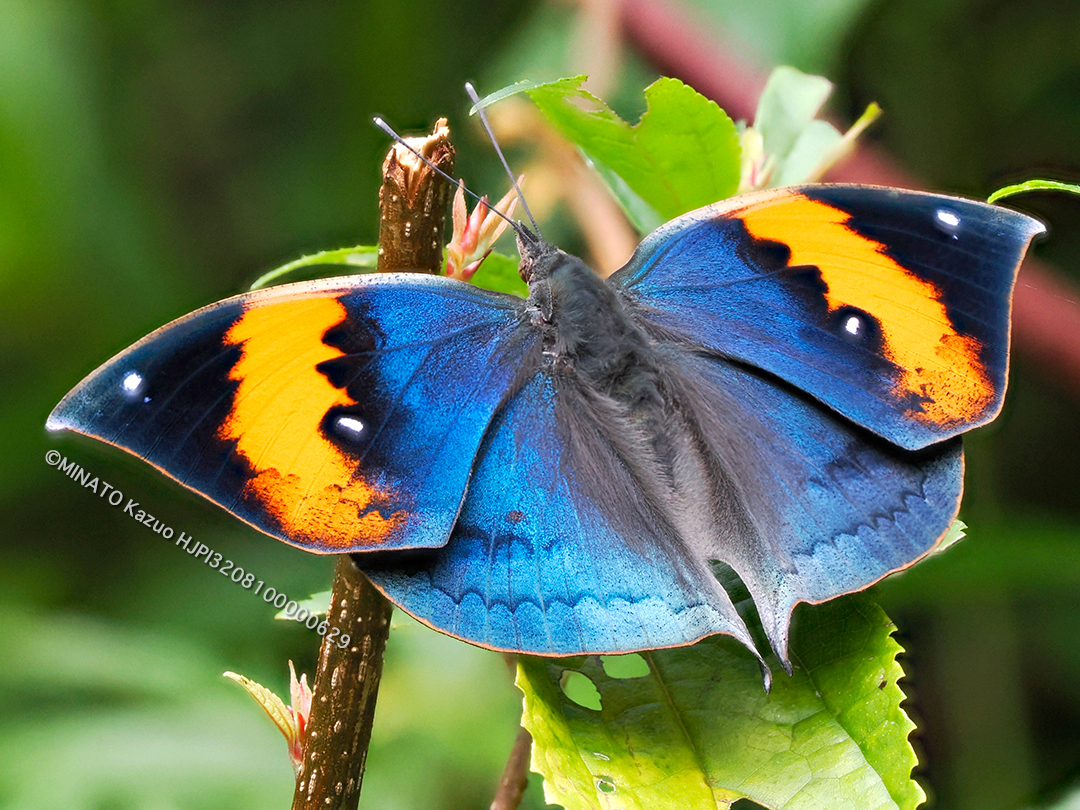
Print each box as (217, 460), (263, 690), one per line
(47, 275), (532, 552)
(612, 185), (1044, 450)
(360, 372), (763, 664)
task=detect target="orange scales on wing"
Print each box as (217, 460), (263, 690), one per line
(219, 296), (406, 550)
(738, 192), (994, 429)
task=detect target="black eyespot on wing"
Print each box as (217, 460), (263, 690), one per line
(829, 306), (883, 352)
(321, 406), (374, 456)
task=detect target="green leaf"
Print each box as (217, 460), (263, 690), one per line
(585, 151), (667, 234)
(470, 79), (548, 112)
(774, 119), (843, 186)
(789, 598), (924, 810)
(988, 178), (1080, 203)
(519, 594), (923, 810)
(753, 66), (834, 161)
(524, 76), (741, 223)
(933, 519), (967, 555)
(248, 245), (379, 290)
(748, 66), (881, 187)
(470, 250), (528, 297)
(249, 244), (526, 299)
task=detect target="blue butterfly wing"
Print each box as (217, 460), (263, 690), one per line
(360, 371), (762, 664)
(660, 348), (963, 662)
(612, 185), (1044, 450)
(359, 331), (962, 667)
(47, 275), (532, 553)
(48, 184), (1035, 669)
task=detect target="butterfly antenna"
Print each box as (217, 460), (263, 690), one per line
(371, 116), (529, 241)
(465, 82), (542, 239)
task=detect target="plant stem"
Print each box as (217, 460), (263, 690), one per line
(489, 729), (533, 810)
(291, 119), (455, 809)
(292, 557), (392, 809)
(377, 117), (455, 274)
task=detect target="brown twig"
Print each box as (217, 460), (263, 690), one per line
(378, 117), (455, 274)
(291, 120), (456, 810)
(490, 729), (534, 810)
(292, 557), (393, 809)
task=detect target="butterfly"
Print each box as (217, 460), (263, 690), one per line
(47, 184), (1043, 672)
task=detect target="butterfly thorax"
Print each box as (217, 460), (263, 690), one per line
(525, 248), (667, 409)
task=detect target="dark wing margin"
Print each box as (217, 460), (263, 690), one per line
(47, 274), (533, 553)
(611, 184), (1044, 450)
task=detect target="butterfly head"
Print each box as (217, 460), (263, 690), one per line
(515, 226), (565, 284)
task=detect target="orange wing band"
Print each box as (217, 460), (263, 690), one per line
(739, 193), (994, 429)
(219, 296), (406, 550)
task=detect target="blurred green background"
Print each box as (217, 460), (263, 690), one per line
(5, 0), (1080, 808)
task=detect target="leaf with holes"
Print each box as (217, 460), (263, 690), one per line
(519, 594), (924, 810)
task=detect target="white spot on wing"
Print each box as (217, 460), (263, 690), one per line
(936, 209), (961, 228)
(121, 371), (143, 394)
(335, 415), (365, 439)
(935, 208), (962, 239)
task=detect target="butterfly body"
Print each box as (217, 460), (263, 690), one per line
(523, 244), (675, 446)
(48, 185), (1043, 667)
